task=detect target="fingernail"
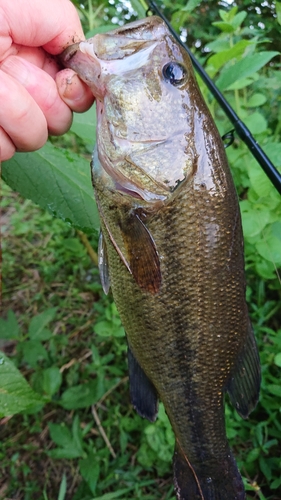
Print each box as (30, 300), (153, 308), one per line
(61, 73), (85, 101)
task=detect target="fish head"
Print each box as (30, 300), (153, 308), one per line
(61, 17), (206, 204)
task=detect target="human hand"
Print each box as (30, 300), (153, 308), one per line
(0, 0), (94, 161)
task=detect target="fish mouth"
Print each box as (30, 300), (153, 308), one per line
(61, 17), (167, 88)
(78, 38), (158, 77)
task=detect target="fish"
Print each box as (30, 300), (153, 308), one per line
(61, 16), (261, 500)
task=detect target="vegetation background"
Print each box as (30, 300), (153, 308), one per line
(1, 0), (281, 499)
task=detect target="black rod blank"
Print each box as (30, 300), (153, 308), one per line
(147, 0), (281, 195)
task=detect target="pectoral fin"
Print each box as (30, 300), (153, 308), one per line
(98, 231), (110, 295)
(227, 322), (261, 418)
(128, 345), (158, 422)
(120, 212), (161, 294)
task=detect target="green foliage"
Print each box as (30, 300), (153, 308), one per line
(0, 351), (43, 416)
(199, 6), (281, 284)
(1, 2), (281, 499)
(2, 140), (99, 234)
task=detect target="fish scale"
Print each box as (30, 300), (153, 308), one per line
(61, 15), (260, 500)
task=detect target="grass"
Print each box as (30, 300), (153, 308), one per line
(0, 183), (177, 500)
(1, 181), (281, 500)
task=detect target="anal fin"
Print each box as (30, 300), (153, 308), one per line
(227, 322), (261, 419)
(128, 345), (158, 422)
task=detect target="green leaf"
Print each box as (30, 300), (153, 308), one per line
(248, 164), (272, 198)
(207, 40), (253, 72)
(94, 319), (125, 338)
(243, 111), (267, 135)
(241, 205), (270, 238)
(42, 366), (62, 396)
(0, 351), (43, 417)
(272, 221), (281, 240)
(49, 423), (73, 448)
(218, 8), (229, 22)
(30, 328), (53, 342)
(216, 52), (279, 90)
(71, 107), (96, 145)
(79, 454), (100, 495)
(58, 474), (67, 500)
(212, 21), (235, 33)
(255, 259), (276, 280)
(2, 142), (99, 234)
(0, 310), (20, 340)
(226, 76), (257, 90)
(259, 456), (272, 481)
(267, 384), (281, 397)
(48, 418), (85, 459)
(264, 142), (281, 168)
(21, 340), (49, 368)
(274, 352), (281, 367)
(72, 415), (85, 455)
(276, 2), (281, 25)
(93, 489), (135, 500)
(245, 93), (267, 107)
(181, 0), (201, 13)
(205, 39), (230, 53)
(60, 379), (104, 409)
(256, 235), (281, 265)
(246, 447), (260, 463)
(231, 11), (247, 30)
(271, 477), (281, 489)
(129, 0), (147, 18)
(28, 308), (57, 339)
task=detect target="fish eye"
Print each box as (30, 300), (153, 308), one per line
(162, 62), (187, 86)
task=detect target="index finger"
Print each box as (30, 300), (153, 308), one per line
(0, 0), (84, 55)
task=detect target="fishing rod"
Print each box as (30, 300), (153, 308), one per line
(146, 0), (281, 196)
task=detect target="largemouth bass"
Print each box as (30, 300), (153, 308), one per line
(61, 16), (260, 500)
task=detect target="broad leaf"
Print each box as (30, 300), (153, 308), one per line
(60, 378), (104, 410)
(216, 52), (279, 90)
(2, 142), (99, 234)
(71, 107), (96, 145)
(207, 40), (253, 72)
(182, 0), (202, 13)
(42, 366), (62, 396)
(28, 307), (57, 339)
(0, 352), (43, 417)
(79, 454), (100, 495)
(0, 310), (20, 340)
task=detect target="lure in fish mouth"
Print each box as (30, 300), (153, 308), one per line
(61, 16), (260, 500)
